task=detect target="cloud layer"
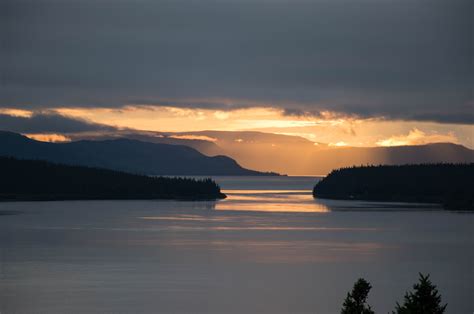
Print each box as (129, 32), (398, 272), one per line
(1, 110), (471, 149)
(376, 128), (459, 146)
(1, 0), (472, 123)
(0, 113), (115, 133)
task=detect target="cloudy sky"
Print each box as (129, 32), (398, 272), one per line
(1, 0), (472, 147)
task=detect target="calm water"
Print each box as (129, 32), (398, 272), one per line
(0, 176), (472, 313)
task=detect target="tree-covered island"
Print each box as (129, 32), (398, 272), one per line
(0, 157), (226, 201)
(313, 164), (473, 210)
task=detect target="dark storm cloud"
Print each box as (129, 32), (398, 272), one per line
(1, 0), (472, 124)
(0, 113), (116, 134)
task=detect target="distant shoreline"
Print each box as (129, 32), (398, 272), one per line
(0, 157), (226, 202)
(0, 194), (226, 202)
(313, 164), (474, 211)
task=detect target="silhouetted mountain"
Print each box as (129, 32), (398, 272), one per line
(68, 131), (223, 157)
(306, 143), (474, 175)
(0, 157), (225, 201)
(38, 129), (474, 175)
(164, 131), (474, 175)
(0, 131), (273, 176)
(313, 164), (474, 210)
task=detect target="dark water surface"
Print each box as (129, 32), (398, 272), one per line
(0, 176), (472, 313)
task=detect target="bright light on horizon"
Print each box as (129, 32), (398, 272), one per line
(0, 105), (470, 149)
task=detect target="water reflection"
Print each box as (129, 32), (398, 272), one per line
(217, 189), (330, 213)
(0, 175), (471, 313)
(139, 215), (232, 222)
(215, 189), (441, 213)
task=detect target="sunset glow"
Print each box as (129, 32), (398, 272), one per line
(1, 1), (473, 312)
(0, 108), (34, 118)
(46, 106), (473, 148)
(24, 133), (71, 143)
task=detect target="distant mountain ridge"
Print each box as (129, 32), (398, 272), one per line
(68, 131), (223, 157)
(306, 142), (474, 175)
(157, 131), (474, 175)
(0, 131), (271, 176)
(11, 129), (473, 175)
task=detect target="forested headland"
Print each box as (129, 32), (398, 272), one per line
(313, 164), (473, 210)
(0, 157), (226, 201)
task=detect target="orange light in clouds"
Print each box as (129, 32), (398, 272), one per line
(376, 128), (459, 146)
(53, 106), (324, 132)
(50, 106), (470, 148)
(25, 133), (71, 142)
(169, 135), (218, 142)
(0, 108), (33, 118)
(329, 142), (348, 147)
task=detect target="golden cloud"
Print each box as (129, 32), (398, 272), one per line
(25, 133), (71, 143)
(376, 128), (459, 147)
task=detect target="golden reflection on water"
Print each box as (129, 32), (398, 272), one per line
(114, 237), (391, 263)
(225, 189), (311, 194)
(139, 215), (232, 222)
(128, 188), (394, 264)
(135, 220), (378, 232)
(216, 189), (329, 213)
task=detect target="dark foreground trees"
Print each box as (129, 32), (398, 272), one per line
(341, 274), (446, 314)
(314, 163), (474, 210)
(341, 278), (374, 314)
(393, 273), (447, 314)
(0, 157), (226, 201)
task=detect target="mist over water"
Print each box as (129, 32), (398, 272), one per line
(0, 176), (472, 313)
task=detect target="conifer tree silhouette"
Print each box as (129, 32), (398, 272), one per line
(341, 278), (375, 314)
(393, 273), (447, 314)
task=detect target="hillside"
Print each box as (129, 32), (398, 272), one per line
(164, 131), (474, 175)
(0, 157), (225, 201)
(40, 129), (474, 175)
(68, 131), (223, 157)
(313, 164), (474, 210)
(0, 131), (272, 176)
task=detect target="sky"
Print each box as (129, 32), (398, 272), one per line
(1, 0), (473, 147)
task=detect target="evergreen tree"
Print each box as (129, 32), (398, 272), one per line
(393, 273), (447, 314)
(341, 278), (375, 314)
